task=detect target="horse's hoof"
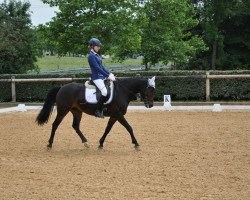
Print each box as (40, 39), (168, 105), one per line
(134, 145), (141, 151)
(47, 144), (52, 150)
(98, 146), (104, 151)
(84, 142), (90, 148)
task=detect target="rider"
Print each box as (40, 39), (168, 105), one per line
(88, 38), (116, 118)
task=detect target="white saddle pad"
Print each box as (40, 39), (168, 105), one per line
(85, 82), (114, 104)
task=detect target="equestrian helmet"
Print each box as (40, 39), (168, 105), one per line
(88, 38), (101, 46)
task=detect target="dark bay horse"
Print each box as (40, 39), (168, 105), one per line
(36, 77), (156, 150)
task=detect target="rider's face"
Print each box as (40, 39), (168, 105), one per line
(93, 46), (100, 53)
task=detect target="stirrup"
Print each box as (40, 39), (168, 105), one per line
(95, 110), (104, 118)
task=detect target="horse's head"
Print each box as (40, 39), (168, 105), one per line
(140, 76), (156, 108)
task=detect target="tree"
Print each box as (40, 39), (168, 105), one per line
(33, 25), (57, 56)
(199, 0), (234, 70)
(43, 0), (206, 69)
(0, 0), (37, 74)
(42, 0), (141, 58)
(220, 0), (250, 69)
(189, 0), (250, 70)
(140, 0), (206, 69)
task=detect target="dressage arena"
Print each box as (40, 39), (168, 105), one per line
(0, 109), (249, 199)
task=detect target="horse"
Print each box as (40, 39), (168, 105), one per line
(36, 76), (156, 150)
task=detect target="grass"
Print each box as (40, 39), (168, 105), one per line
(35, 56), (85, 70)
(35, 56), (143, 71)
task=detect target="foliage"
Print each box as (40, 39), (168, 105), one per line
(0, 70), (249, 102)
(188, 0), (250, 70)
(1, 0), (248, 72)
(41, 0), (141, 59)
(141, 0), (206, 69)
(221, 0), (250, 69)
(32, 25), (57, 57)
(0, 0), (37, 74)
(40, 0), (206, 69)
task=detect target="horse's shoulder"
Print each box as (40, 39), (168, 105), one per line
(73, 82), (85, 89)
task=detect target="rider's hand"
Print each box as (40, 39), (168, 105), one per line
(108, 73), (116, 81)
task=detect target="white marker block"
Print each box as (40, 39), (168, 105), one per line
(163, 95), (171, 111)
(17, 104), (27, 112)
(212, 104), (222, 112)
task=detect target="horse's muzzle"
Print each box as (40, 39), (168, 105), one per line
(145, 102), (153, 108)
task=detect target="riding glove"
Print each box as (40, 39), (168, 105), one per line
(108, 73), (116, 81)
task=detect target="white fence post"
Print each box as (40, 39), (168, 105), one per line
(206, 72), (210, 101)
(11, 76), (16, 102)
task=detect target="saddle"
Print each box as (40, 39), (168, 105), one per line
(83, 80), (114, 104)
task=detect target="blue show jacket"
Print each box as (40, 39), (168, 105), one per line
(88, 51), (110, 80)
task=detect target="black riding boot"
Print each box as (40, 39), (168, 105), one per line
(95, 95), (106, 118)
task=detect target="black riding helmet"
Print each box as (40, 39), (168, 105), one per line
(88, 38), (101, 47)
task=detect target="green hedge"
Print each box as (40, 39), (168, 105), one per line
(0, 70), (249, 102)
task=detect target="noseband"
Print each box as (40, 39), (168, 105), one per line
(142, 86), (155, 104)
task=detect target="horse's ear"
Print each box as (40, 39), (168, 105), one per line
(148, 76), (156, 88)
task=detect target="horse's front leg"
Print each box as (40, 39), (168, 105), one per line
(118, 115), (140, 150)
(99, 117), (117, 150)
(71, 109), (89, 148)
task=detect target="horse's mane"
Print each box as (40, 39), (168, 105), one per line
(117, 77), (147, 85)
(114, 77), (148, 99)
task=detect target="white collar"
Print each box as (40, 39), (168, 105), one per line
(91, 49), (98, 55)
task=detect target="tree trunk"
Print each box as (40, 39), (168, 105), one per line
(144, 58), (149, 71)
(145, 62), (149, 71)
(211, 41), (217, 70)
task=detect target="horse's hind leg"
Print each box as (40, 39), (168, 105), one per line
(48, 107), (69, 149)
(71, 108), (88, 147)
(99, 117), (117, 149)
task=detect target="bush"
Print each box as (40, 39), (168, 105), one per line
(0, 70), (249, 102)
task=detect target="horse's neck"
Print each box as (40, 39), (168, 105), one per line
(123, 79), (147, 94)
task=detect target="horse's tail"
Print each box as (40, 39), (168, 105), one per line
(36, 87), (61, 126)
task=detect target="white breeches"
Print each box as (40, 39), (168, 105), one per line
(93, 79), (108, 96)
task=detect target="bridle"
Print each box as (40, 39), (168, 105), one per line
(142, 86), (155, 105)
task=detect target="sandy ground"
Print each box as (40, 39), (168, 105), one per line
(0, 110), (249, 200)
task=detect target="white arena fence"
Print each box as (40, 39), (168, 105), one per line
(0, 104), (250, 114)
(0, 73), (249, 102)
